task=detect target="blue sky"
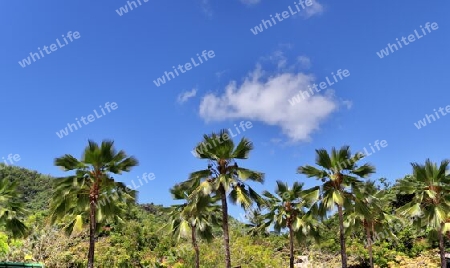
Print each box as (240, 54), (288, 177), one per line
(1, 1), (449, 219)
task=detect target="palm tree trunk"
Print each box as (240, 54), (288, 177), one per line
(191, 225), (200, 268)
(289, 224), (295, 268)
(219, 185), (232, 268)
(337, 204), (348, 268)
(365, 226), (373, 268)
(439, 223), (446, 268)
(87, 197), (96, 268)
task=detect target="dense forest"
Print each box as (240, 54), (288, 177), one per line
(0, 133), (448, 268)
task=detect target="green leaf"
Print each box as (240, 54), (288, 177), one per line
(73, 214), (84, 233)
(332, 191), (344, 206)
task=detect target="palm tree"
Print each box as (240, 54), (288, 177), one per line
(166, 184), (221, 268)
(395, 159), (450, 268)
(0, 178), (28, 238)
(262, 181), (320, 268)
(180, 129), (264, 268)
(49, 140), (138, 268)
(345, 180), (395, 268)
(297, 145), (375, 268)
(244, 208), (270, 237)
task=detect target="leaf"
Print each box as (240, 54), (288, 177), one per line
(179, 220), (190, 238)
(73, 214), (84, 233)
(425, 190), (437, 199)
(199, 181), (213, 195)
(229, 185), (252, 209)
(332, 191), (344, 206)
(434, 206), (446, 223)
(292, 216), (304, 231)
(397, 203), (422, 218)
(443, 222), (450, 233)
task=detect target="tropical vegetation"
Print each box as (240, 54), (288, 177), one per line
(0, 135), (448, 267)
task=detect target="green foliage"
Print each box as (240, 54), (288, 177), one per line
(0, 175), (28, 238)
(0, 232), (10, 256)
(0, 165), (53, 212)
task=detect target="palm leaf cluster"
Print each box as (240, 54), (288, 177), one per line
(50, 174), (136, 235)
(0, 179), (28, 238)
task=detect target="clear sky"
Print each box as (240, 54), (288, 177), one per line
(1, 1), (449, 220)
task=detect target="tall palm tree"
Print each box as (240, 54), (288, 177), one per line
(297, 146), (375, 268)
(49, 140), (138, 268)
(166, 184), (221, 268)
(180, 129), (264, 268)
(0, 178), (28, 238)
(395, 159), (450, 268)
(262, 181), (320, 268)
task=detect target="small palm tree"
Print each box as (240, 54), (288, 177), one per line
(395, 159), (450, 268)
(345, 180), (395, 268)
(297, 146), (375, 268)
(0, 178), (28, 238)
(50, 140), (138, 268)
(262, 181), (320, 268)
(180, 129), (264, 268)
(166, 184), (221, 268)
(244, 208), (270, 237)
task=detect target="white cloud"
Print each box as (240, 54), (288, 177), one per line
(240, 0), (261, 5)
(199, 64), (339, 142)
(279, 43), (294, 50)
(216, 70), (228, 79)
(264, 50), (287, 69)
(303, 0), (324, 18)
(263, 51), (312, 71)
(203, 0), (263, 16)
(297, 56), (311, 69)
(177, 88), (198, 104)
(342, 100), (353, 109)
(270, 138), (282, 144)
(200, 0), (213, 17)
